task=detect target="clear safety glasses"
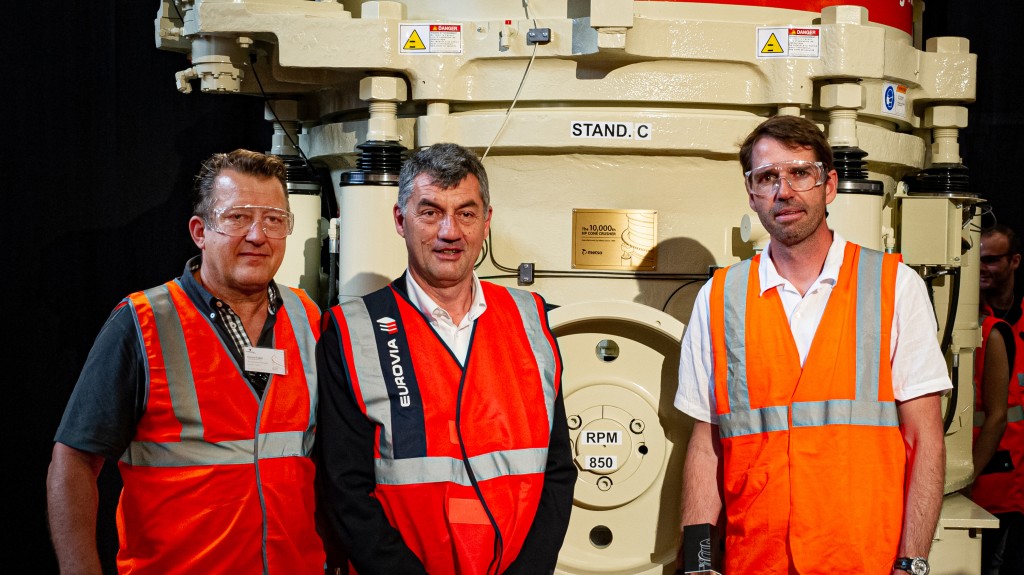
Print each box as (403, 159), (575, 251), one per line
(744, 160), (827, 198)
(208, 205), (294, 239)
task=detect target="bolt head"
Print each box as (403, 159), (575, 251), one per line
(361, 1), (404, 20)
(359, 76), (408, 102)
(820, 83), (863, 109)
(821, 5), (867, 25)
(924, 106), (968, 128)
(926, 36), (970, 54)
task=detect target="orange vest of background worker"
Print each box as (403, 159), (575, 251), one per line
(709, 244), (905, 574)
(973, 313), (1024, 515)
(327, 281), (559, 574)
(117, 280), (324, 574)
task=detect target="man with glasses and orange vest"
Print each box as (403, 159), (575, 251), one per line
(674, 115), (951, 575)
(973, 224), (1024, 574)
(314, 143), (576, 575)
(46, 150), (324, 574)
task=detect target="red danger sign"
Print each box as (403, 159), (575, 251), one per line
(430, 24), (460, 32)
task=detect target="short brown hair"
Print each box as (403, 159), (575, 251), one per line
(983, 224), (1020, 255)
(739, 115), (834, 175)
(193, 149), (288, 221)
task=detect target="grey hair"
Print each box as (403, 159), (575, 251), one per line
(397, 143), (490, 214)
(193, 149), (289, 222)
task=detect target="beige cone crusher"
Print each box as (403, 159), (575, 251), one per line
(156, 1), (994, 572)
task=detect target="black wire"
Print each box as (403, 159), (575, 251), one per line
(479, 273), (707, 282)
(939, 268), (961, 433)
(486, 232), (519, 273)
(920, 266), (963, 434)
(486, 228), (708, 281)
(247, 53), (316, 173)
(454, 327), (504, 575)
(475, 235), (490, 270)
(533, 271), (707, 279)
(661, 279), (705, 312)
(970, 203), (996, 231)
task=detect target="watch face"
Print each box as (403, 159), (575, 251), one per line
(910, 558), (929, 575)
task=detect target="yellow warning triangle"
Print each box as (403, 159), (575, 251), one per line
(404, 29), (426, 50)
(761, 33), (784, 54)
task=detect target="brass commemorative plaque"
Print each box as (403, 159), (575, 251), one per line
(572, 209), (658, 271)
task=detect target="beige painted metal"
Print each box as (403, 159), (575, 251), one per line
(155, 1), (985, 572)
(549, 301), (687, 575)
(936, 216), (986, 494)
(335, 183), (406, 297)
(929, 494), (999, 575)
(274, 192), (324, 298)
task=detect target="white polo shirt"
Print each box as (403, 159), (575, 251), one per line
(674, 233), (952, 424)
(405, 272), (488, 366)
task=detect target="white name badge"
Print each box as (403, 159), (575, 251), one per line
(243, 346), (287, 375)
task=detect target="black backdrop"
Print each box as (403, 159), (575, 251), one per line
(10, 2), (1021, 572)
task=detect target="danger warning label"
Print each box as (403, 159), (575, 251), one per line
(756, 27), (820, 59)
(400, 23), (462, 54)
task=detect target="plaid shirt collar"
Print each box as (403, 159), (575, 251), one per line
(183, 256), (282, 350)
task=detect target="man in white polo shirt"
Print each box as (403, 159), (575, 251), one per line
(675, 115), (950, 575)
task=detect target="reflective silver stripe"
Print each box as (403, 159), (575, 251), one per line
(122, 431), (307, 467)
(793, 399), (899, 428)
(507, 288), (558, 429)
(280, 288), (318, 453)
(338, 296), (396, 459)
(723, 260), (752, 412)
(717, 248), (894, 439)
(976, 404), (1024, 426)
(375, 447), (548, 486)
(146, 284), (204, 441)
(121, 285), (312, 468)
(719, 406), (788, 438)
(856, 249), (883, 402)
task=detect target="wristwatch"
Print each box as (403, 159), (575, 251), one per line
(893, 557), (929, 575)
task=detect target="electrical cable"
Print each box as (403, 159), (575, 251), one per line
(967, 203), (995, 232)
(454, 328), (504, 575)
(480, 273), (708, 281)
(475, 1), (715, 285)
(249, 56), (316, 172)
(944, 353), (960, 434)
(170, 1), (184, 22)
(530, 269), (707, 279)
(661, 279), (706, 312)
(460, 5), (547, 570)
(479, 0), (540, 275)
(474, 233), (490, 269)
(921, 266), (962, 433)
(939, 267), (961, 433)
(481, 1), (538, 162)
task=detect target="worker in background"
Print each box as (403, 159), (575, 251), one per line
(315, 143), (576, 575)
(974, 224), (1024, 574)
(675, 115), (950, 575)
(46, 150), (324, 574)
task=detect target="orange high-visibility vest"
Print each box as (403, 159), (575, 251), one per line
(116, 280), (324, 575)
(972, 312), (1024, 514)
(710, 243), (905, 574)
(330, 281), (560, 575)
